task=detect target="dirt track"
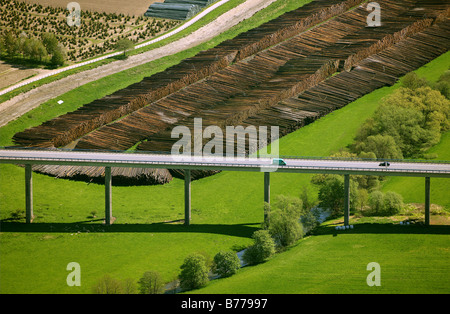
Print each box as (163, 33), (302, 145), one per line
(0, 0), (277, 127)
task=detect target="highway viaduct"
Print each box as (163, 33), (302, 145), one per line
(1, 148), (449, 227)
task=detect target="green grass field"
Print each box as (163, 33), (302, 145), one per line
(0, 44), (449, 294)
(192, 221), (450, 294)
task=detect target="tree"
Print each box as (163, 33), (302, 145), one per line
(354, 134), (403, 160)
(368, 190), (384, 216)
(2, 31), (18, 56)
(317, 175), (345, 215)
(352, 83), (449, 158)
(138, 271), (164, 294)
(121, 278), (138, 294)
(383, 191), (403, 216)
(316, 175), (359, 217)
(300, 210), (319, 235)
(356, 188), (369, 212)
(242, 230), (275, 265)
(433, 71), (450, 99)
(42, 33), (59, 55)
(401, 72), (429, 90)
(267, 195), (304, 248)
(91, 274), (123, 294)
(212, 251), (241, 278)
(300, 186), (316, 212)
(179, 253), (209, 291)
(385, 87), (449, 133)
(21, 37), (47, 62)
(367, 190), (403, 216)
(115, 38), (134, 57)
(51, 46), (66, 67)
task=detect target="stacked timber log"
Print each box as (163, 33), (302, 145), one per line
(76, 0), (371, 153)
(13, 0), (360, 150)
(137, 0), (447, 152)
(12, 50), (238, 148)
(11, 0), (450, 185)
(30, 164), (173, 185)
(243, 19), (450, 140)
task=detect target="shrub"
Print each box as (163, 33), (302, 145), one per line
(91, 274), (123, 294)
(353, 85), (450, 158)
(383, 191), (403, 216)
(213, 251), (241, 278)
(367, 190), (403, 216)
(316, 175), (359, 216)
(300, 210), (318, 235)
(121, 278), (137, 294)
(115, 38), (134, 56)
(179, 253), (209, 291)
(138, 271), (164, 294)
(433, 70), (450, 99)
(368, 190), (385, 216)
(242, 230), (275, 265)
(51, 48), (65, 67)
(269, 211), (303, 248)
(401, 72), (429, 90)
(266, 195), (304, 248)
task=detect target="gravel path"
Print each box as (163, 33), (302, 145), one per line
(0, 0), (277, 127)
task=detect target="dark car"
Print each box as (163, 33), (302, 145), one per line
(379, 162), (390, 167)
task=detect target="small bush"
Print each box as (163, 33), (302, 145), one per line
(213, 251), (241, 278)
(367, 190), (403, 216)
(383, 191), (403, 216)
(179, 253), (209, 291)
(242, 230), (275, 265)
(368, 190), (385, 216)
(267, 195), (304, 248)
(269, 211), (303, 248)
(300, 210), (318, 235)
(401, 72), (429, 90)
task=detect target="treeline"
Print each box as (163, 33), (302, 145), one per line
(352, 71), (450, 160)
(312, 70), (450, 219)
(0, 31), (66, 67)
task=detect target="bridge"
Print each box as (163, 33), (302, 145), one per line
(1, 148), (449, 226)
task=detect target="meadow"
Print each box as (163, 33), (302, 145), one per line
(0, 51), (449, 293)
(192, 220), (450, 294)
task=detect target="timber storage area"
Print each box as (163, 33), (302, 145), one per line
(12, 0), (450, 185)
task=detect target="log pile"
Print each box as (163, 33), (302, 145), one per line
(13, 0), (360, 149)
(243, 19), (450, 139)
(30, 164), (173, 185)
(11, 0), (450, 185)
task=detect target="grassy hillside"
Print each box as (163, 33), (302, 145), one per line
(0, 41), (449, 294)
(192, 221), (450, 294)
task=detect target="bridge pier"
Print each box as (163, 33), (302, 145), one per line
(25, 164), (33, 223)
(425, 177), (430, 226)
(264, 172), (270, 224)
(105, 166), (112, 225)
(264, 172), (270, 204)
(185, 169), (191, 226)
(344, 174), (350, 226)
